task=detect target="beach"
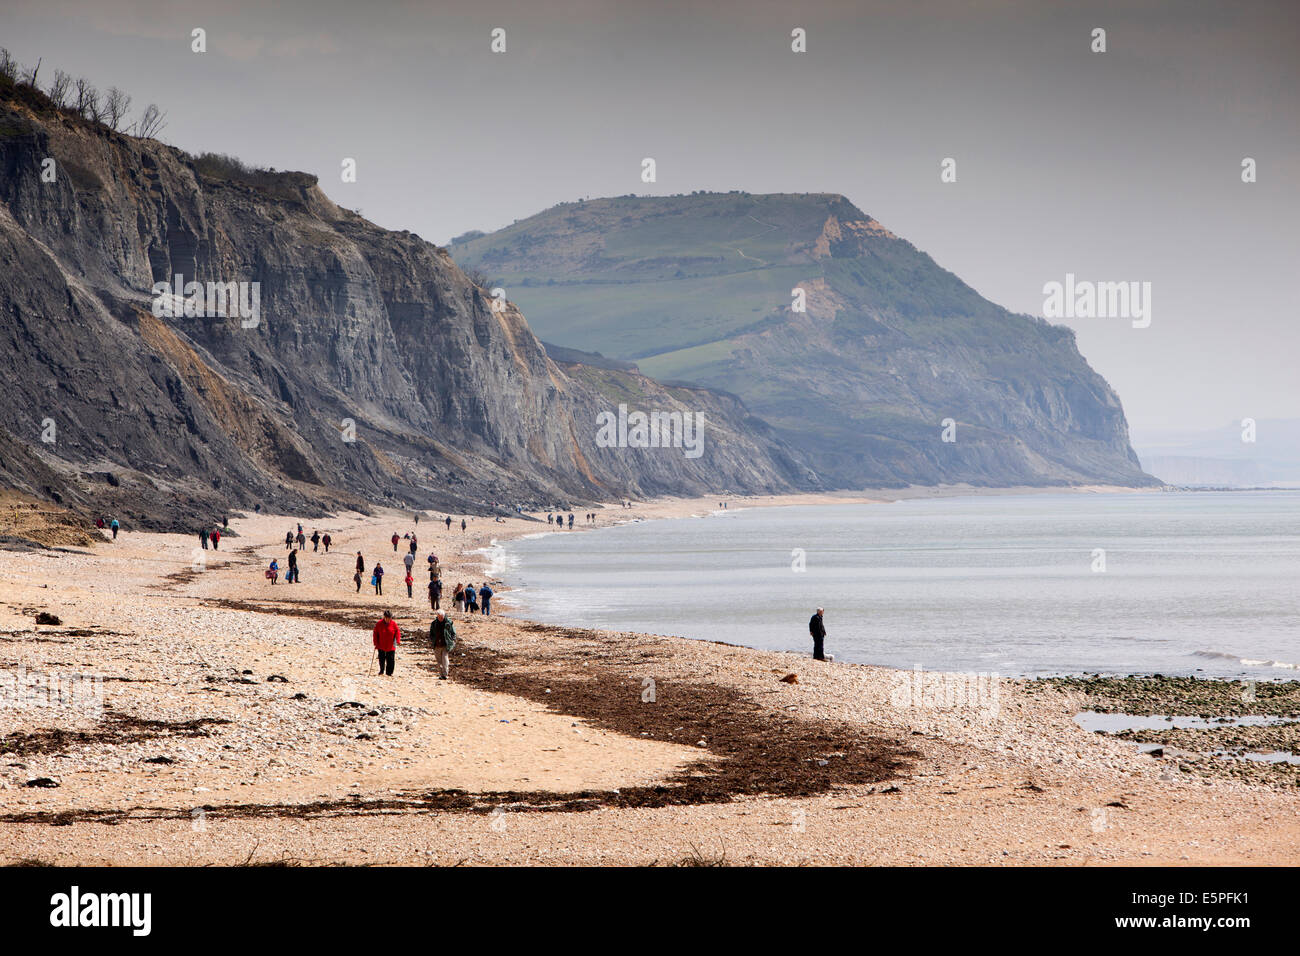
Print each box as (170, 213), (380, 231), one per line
(0, 496), (1296, 866)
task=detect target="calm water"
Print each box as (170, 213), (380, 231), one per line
(493, 492), (1300, 678)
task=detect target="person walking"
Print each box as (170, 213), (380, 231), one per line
(429, 575), (443, 611)
(322, 532), (332, 553)
(479, 582), (493, 615)
(391, 533), (400, 552)
(286, 548), (299, 584)
(110, 518), (119, 540)
(285, 530), (294, 549)
(460, 518), (466, 533)
(404, 569), (414, 598)
(414, 512), (420, 526)
(409, 536), (417, 556)
(372, 562), (385, 595)
(199, 528), (209, 550)
(429, 609), (456, 679)
(809, 607), (827, 661)
(210, 527), (220, 549)
(445, 515), (452, 530)
(311, 530), (321, 552)
(464, 583), (478, 614)
(453, 583), (465, 612)
(372, 610), (401, 676)
(403, 550), (415, 577)
(296, 531), (306, 551)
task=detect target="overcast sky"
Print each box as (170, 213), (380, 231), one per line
(2, 0), (1296, 438)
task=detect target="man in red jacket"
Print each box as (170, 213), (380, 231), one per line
(372, 610), (402, 676)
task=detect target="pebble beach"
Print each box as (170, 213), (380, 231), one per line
(0, 496), (1296, 866)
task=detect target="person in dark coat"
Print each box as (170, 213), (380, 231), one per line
(809, 607), (827, 661)
(429, 610), (456, 679)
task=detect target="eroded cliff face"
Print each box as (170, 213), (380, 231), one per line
(0, 89), (807, 527)
(453, 192), (1156, 489)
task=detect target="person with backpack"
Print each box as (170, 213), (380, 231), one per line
(110, 518), (119, 540)
(322, 532), (332, 553)
(372, 610), (401, 676)
(391, 533), (400, 552)
(479, 583), (493, 615)
(311, 530), (321, 552)
(296, 531), (305, 550)
(428, 575), (443, 611)
(464, 583), (478, 614)
(429, 609), (456, 679)
(372, 562), (385, 595)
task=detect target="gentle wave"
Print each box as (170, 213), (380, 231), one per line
(1194, 650), (1299, 670)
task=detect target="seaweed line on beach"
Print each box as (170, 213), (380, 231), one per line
(0, 597), (915, 826)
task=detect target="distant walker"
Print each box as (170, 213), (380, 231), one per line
(809, 607), (827, 661)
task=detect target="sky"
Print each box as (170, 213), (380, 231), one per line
(1, 0), (1296, 438)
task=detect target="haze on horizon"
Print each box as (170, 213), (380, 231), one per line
(2, 0), (1295, 441)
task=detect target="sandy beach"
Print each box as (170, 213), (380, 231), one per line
(0, 494), (1296, 866)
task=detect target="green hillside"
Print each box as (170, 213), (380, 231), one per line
(453, 192), (1155, 489)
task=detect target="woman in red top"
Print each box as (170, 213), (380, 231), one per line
(372, 610), (401, 676)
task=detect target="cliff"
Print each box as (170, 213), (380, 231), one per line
(0, 80), (809, 528)
(453, 193), (1157, 488)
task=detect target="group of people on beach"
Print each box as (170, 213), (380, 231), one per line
(259, 519), (496, 619)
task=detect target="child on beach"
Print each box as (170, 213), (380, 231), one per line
(268, 558), (279, 584)
(353, 570), (362, 593)
(405, 570), (414, 597)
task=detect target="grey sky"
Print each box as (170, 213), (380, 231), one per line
(2, 0), (1296, 437)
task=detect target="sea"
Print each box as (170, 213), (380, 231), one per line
(488, 491), (1300, 679)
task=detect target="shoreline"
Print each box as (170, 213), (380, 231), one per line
(0, 497), (1295, 865)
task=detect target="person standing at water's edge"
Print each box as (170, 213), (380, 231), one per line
(809, 607), (827, 661)
(429, 609), (456, 679)
(372, 610), (401, 676)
